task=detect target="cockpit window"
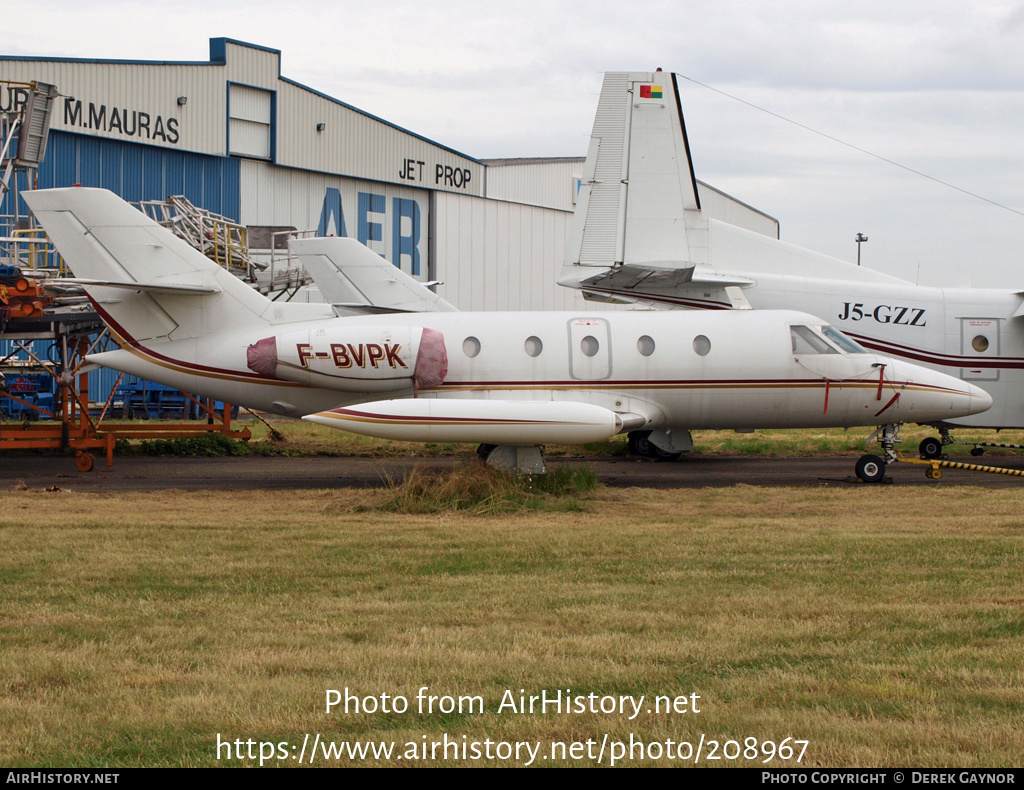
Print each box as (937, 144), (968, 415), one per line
(820, 325), (868, 354)
(791, 325), (839, 354)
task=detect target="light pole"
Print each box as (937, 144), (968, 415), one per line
(855, 233), (868, 266)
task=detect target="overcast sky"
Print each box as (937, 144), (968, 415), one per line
(9, 0), (1024, 286)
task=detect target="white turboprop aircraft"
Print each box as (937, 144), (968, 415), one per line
(559, 71), (1024, 463)
(24, 187), (990, 479)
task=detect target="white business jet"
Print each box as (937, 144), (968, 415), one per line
(24, 187), (990, 478)
(559, 71), (1023, 464)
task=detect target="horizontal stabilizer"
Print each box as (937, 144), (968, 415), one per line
(291, 236), (457, 313)
(44, 278), (221, 295)
(303, 398), (624, 445)
(566, 263), (755, 307)
(572, 263), (754, 291)
(690, 271), (756, 288)
(329, 303), (415, 315)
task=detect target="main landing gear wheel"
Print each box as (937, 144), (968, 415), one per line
(628, 431), (654, 457)
(855, 454), (886, 484)
(627, 430), (683, 461)
(919, 437), (943, 459)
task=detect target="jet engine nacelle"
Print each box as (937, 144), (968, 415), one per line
(246, 325), (447, 393)
(304, 398), (624, 444)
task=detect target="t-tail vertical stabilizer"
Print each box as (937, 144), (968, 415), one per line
(23, 187), (333, 345)
(290, 236), (458, 314)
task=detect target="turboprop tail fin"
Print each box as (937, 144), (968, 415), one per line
(562, 71), (704, 282)
(558, 72), (911, 307)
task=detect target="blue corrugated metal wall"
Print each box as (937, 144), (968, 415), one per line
(1, 132), (242, 410)
(1, 131), (240, 223)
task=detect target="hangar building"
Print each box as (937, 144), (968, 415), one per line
(0, 38), (777, 313)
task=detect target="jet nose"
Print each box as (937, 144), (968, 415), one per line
(922, 370), (993, 419)
(884, 360), (994, 421)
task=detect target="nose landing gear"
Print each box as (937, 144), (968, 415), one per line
(855, 423), (902, 484)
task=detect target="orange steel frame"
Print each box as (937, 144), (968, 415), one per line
(1, 334), (251, 471)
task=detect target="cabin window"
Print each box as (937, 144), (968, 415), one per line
(972, 335), (990, 353)
(463, 336), (481, 358)
(637, 335), (655, 357)
(693, 335), (711, 356)
(791, 325), (838, 355)
(525, 336), (543, 357)
(580, 335), (600, 357)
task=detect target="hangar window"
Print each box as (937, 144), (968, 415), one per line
(463, 336), (481, 358)
(637, 335), (655, 357)
(580, 335), (600, 357)
(693, 335), (711, 357)
(525, 336), (543, 357)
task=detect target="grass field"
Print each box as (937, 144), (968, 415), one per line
(2, 479), (1022, 767)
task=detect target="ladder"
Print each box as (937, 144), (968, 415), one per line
(0, 81), (59, 197)
(136, 195), (264, 279)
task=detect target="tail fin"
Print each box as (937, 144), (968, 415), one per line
(559, 74), (912, 307)
(291, 236), (458, 313)
(23, 187), (331, 344)
(562, 71), (704, 278)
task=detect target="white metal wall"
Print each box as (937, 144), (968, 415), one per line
(240, 160), (430, 279)
(484, 158), (584, 211)
(432, 192), (597, 312)
(277, 77), (482, 196)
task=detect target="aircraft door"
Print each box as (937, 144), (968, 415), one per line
(569, 318), (611, 380)
(960, 318), (1000, 381)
